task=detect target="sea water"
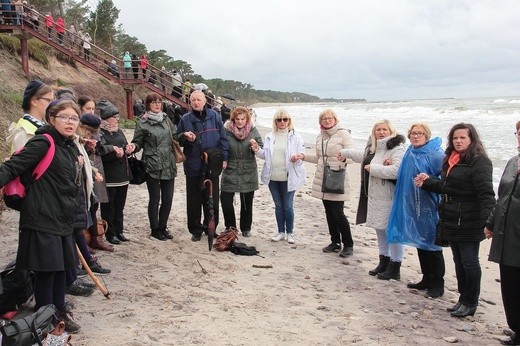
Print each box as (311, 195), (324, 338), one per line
(253, 96), (520, 189)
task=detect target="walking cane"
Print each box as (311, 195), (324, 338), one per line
(76, 245), (111, 299)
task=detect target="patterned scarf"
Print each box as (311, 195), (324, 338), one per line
(143, 111), (164, 123)
(228, 121), (251, 140)
(100, 119), (118, 133)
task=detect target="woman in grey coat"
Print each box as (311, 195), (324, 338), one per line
(220, 107), (263, 237)
(484, 120), (520, 345)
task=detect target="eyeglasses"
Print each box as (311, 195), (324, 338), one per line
(514, 132), (520, 136)
(321, 117), (335, 122)
(150, 101), (162, 105)
(39, 97), (54, 103)
(54, 114), (80, 123)
(410, 132), (425, 137)
(276, 118), (289, 123)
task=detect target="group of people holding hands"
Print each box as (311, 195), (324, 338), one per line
(1, 82), (519, 344)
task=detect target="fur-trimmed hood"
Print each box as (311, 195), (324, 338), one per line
(386, 134), (406, 150)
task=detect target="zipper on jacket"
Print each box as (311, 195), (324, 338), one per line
(457, 203), (461, 225)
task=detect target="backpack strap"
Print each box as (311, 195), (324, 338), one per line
(32, 133), (55, 180)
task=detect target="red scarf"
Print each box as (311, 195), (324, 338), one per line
(446, 151), (460, 176)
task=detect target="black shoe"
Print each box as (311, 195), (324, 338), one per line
(407, 277), (432, 290)
(322, 243), (341, 253)
(65, 282), (94, 297)
(450, 304), (476, 318)
(447, 302), (462, 312)
(87, 259), (111, 274)
(191, 233), (202, 242)
(63, 300), (75, 312)
(369, 255), (390, 276)
(377, 261), (401, 280)
(107, 236), (121, 245)
(150, 230), (167, 241)
(242, 231), (251, 237)
(339, 247), (353, 258)
(116, 233), (130, 242)
(77, 268), (87, 277)
(425, 287), (444, 298)
(162, 228), (173, 239)
(75, 278), (95, 289)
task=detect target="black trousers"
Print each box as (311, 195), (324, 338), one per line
(322, 200), (353, 247)
(186, 175), (220, 235)
(500, 264), (520, 334)
(221, 191), (254, 233)
(34, 271), (66, 311)
(417, 248), (445, 284)
(146, 177), (174, 231)
(101, 185), (129, 238)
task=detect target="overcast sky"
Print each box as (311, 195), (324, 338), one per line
(105, 0), (519, 101)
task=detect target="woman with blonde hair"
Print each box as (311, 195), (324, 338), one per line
(221, 107), (263, 237)
(387, 123), (446, 298)
(295, 108), (355, 257)
(339, 119), (405, 279)
(253, 109), (306, 244)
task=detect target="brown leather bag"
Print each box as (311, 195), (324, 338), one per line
(172, 140), (186, 163)
(96, 219), (108, 236)
(213, 227), (239, 251)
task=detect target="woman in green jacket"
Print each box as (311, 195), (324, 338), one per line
(132, 93), (187, 241)
(221, 107), (263, 237)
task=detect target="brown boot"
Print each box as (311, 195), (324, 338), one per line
(91, 235), (115, 252)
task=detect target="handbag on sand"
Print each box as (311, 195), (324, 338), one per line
(0, 304), (57, 346)
(213, 227), (239, 251)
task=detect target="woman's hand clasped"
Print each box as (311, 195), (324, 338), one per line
(414, 173), (430, 187)
(290, 153), (305, 163)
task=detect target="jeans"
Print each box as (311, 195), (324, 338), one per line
(268, 180), (295, 234)
(450, 241), (481, 307)
(376, 229), (404, 261)
(146, 177), (174, 231)
(323, 200), (353, 247)
(221, 191), (254, 232)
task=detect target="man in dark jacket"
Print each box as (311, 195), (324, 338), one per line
(177, 90), (229, 241)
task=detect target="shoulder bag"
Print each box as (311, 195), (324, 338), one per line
(321, 135), (345, 194)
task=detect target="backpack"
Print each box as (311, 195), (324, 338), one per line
(0, 261), (34, 315)
(2, 133), (55, 211)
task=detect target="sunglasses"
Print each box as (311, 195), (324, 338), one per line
(276, 118), (289, 123)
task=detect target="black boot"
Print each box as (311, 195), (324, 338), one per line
(377, 260), (401, 280)
(425, 278), (444, 298)
(407, 274), (433, 290)
(369, 255), (390, 276)
(450, 304), (476, 318)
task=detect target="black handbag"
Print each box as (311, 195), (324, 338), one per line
(321, 136), (345, 194)
(0, 304), (57, 346)
(128, 154), (147, 185)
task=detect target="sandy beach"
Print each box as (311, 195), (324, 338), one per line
(0, 128), (511, 345)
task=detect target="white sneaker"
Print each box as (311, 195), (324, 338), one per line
(287, 234), (295, 244)
(271, 233), (285, 242)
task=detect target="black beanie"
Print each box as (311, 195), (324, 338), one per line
(80, 113), (101, 128)
(96, 100), (119, 119)
(22, 80), (44, 111)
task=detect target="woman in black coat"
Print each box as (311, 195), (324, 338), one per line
(484, 120), (520, 345)
(415, 123), (495, 318)
(0, 99), (83, 332)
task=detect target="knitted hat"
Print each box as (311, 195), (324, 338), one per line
(55, 88), (77, 102)
(96, 100), (119, 119)
(22, 80), (44, 111)
(80, 113), (101, 129)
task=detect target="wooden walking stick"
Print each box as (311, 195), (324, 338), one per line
(76, 245), (111, 299)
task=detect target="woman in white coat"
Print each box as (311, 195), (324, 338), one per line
(338, 119), (405, 280)
(252, 109), (306, 244)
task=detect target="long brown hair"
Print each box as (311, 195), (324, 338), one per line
(443, 122), (488, 167)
